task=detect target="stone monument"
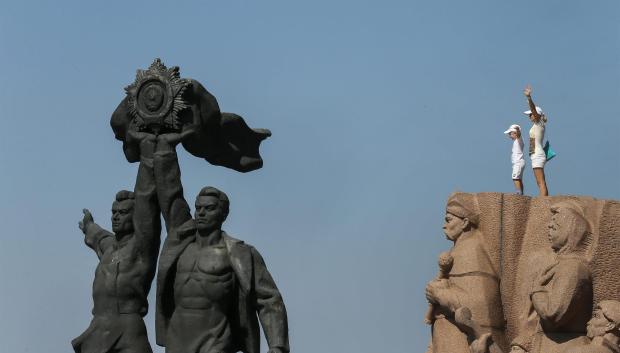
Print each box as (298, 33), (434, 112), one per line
(424, 193), (620, 353)
(74, 59), (289, 353)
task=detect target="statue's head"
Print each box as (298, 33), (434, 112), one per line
(587, 300), (620, 339)
(112, 190), (135, 236)
(443, 193), (479, 242)
(548, 201), (590, 253)
(195, 186), (229, 233)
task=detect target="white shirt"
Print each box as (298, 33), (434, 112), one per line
(511, 138), (525, 164)
(529, 121), (546, 157)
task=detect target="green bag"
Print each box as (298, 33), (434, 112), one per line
(544, 141), (556, 161)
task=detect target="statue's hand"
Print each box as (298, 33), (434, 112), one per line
(79, 209), (94, 234)
(470, 333), (492, 353)
(425, 281), (440, 304)
(127, 120), (155, 144)
(536, 262), (557, 287)
(127, 120), (157, 158)
(156, 123), (198, 151)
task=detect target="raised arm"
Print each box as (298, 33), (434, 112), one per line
(79, 209), (115, 259)
(153, 127), (196, 232)
(524, 85), (541, 120)
(128, 128), (162, 262)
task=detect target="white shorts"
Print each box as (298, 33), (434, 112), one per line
(512, 160), (525, 180)
(531, 154), (546, 169)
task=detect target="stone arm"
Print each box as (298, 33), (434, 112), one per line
(81, 218), (115, 259)
(132, 136), (162, 264)
(251, 247), (290, 353)
(426, 279), (466, 314)
(153, 144), (193, 233)
(530, 262), (590, 329)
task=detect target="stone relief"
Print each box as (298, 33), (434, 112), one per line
(424, 193), (620, 353)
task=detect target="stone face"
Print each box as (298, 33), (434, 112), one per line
(425, 192), (620, 353)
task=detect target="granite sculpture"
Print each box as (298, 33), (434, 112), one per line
(562, 300), (620, 353)
(74, 59), (287, 353)
(424, 193), (620, 353)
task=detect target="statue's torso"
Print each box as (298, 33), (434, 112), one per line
(174, 242), (235, 309)
(92, 235), (151, 315)
(167, 240), (235, 353)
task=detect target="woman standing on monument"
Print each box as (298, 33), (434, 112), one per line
(523, 85), (549, 196)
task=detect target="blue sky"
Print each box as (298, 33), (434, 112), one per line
(0, 1), (618, 352)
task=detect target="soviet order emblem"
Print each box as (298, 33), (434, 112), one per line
(125, 58), (190, 132)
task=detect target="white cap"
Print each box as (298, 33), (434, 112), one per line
(524, 106), (543, 116)
(504, 124), (521, 134)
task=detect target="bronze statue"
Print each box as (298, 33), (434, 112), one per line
(73, 59), (281, 353)
(72, 136), (161, 353)
(144, 132), (289, 353)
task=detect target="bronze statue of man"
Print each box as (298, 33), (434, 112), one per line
(137, 131), (289, 353)
(72, 136), (161, 353)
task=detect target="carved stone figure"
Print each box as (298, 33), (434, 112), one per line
(423, 193), (620, 353)
(511, 200), (593, 353)
(425, 193), (505, 353)
(138, 133), (289, 353)
(72, 137), (161, 353)
(563, 300), (620, 353)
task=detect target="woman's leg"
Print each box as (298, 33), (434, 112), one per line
(533, 168), (548, 196)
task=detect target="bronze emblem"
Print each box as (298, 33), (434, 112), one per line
(125, 58), (190, 132)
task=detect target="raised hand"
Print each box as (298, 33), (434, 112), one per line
(126, 120), (157, 158)
(79, 209), (94, 234)
(156, 122), (198, 152)
(523, 85), (532, 97)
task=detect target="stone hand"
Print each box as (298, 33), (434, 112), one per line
(470, 332), (492, 353)
(127, 120), (157, 158)
(156, 122), (198, 150)
(79, 209), (94, 234)
(127, 120), (156, 144)
(425, 281), (440, 304)
(537, 263), (556, 286)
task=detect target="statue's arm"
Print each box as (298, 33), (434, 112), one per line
(426, 279), (465, 314)
(132, 135), (162, 261)
(79, 209), (114, 259)
(530, 263), (583, 328)
(153, 136), (193, 233)
(251, 247), (289, 353)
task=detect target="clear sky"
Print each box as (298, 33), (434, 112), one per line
(1, 1), (619, 352)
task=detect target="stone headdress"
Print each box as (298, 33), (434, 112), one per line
(446, 193), (480, 227)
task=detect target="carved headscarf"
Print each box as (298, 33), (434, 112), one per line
(550, 200), (591, 253)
